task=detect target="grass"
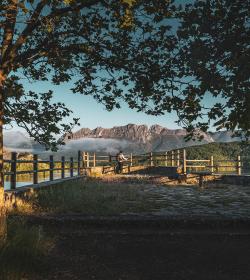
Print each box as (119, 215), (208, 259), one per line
(1, 174), (248, 280)
(0, 176), (181, 279)
(5, 177), (171, 215)
(3, 172), (248, 279)
(7, 172), (248, 218)
(0, 188), (51, 280)
(0, 216), (52, 280)
(5, 175), (219, 216)
(22, 178), (160, 215)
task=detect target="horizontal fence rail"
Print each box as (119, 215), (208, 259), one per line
(3, 149), (249, 190)
(4, 151), (84, 190)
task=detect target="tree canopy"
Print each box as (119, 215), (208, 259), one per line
(177, 0), (250, 139)
(0, 0), (175, 149)
(0, 0), (249, 152)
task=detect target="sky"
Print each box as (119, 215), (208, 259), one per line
(8, 0), (196, 133)
(14, 80), (181, 132)
(8, 0), (205, 134)
(12, 77), (218, 133)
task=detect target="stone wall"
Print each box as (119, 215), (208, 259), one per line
(219, 175), (250, 186)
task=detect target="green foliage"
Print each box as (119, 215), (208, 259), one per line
(176, 0), (250, 138)
(186, 142), (250, 173)
(0, 0), (249, 149)
(4, 77), (79, 151)
(0, 0), (173, 149)
(186, 142), (250, 161)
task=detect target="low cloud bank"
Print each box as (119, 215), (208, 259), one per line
(61, 138), (131, 154)
(5, 137), (133, 155)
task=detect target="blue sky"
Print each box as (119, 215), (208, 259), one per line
(15, 77), (219, 133)
(9, 0), (206, 133)
(16, 80), (181, 131)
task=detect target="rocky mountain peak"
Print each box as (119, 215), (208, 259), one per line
(4, 126), (239, 155)
(67, 123), (204, 143)
(149, 124), (165, 135)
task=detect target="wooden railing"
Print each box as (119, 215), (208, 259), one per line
(3, 149), (248, 190)
(4, 151), (84, 190)
(185, 156), (244, 175)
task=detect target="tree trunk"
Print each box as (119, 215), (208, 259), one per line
(0, 70), (6, 241)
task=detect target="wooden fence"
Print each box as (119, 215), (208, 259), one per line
(185, 156), (243, 175)
(3, 149), (248, 190)
(143, 151), (245, 175)
(4, 151), (82, 190)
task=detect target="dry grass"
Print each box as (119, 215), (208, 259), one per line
(0, 188), (52, 280)
(4, 176), (172, 215)
(0, 188), (7, 240)
(0, 216), (52, 280)
(4, 174), (222, 217)
(25, 178), (155, 215)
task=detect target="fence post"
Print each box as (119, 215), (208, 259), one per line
(78, 151), (81, 175)
(150, 152), (153, 167)
(93, 152), (96, 167)
(61, 156), (65, 179)
(49, 155), (54, 181)
(165, 152), (168, 166)
(86, 152), (90, 168)
(237, 155), (241, 175)
(171, 151), (174, 167)
(128, 165), (131, 173)
(10, 152), (17, 190)
(183, 149), (187, 174)
(210, 155), (214, 173)
(130, 153), (133, 167)
(33, 154), (38, 184)
(177, 150), (180, 167)
(70, 157), (74, 177)
(82, 151), (86, 167)
(109, 154), (112, 164)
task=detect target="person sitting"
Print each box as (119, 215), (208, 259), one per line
(116, 151), (128, 174)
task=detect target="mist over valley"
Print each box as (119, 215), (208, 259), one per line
(3, 124), (241, 159)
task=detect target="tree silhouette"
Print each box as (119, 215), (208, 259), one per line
(176, 0), (249, 139)
(0, 0), (174, 192)
(0, 0), (249, 198)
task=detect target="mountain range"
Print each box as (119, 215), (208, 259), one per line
(64, 124), (240, 153)
(3, 124), (240, 157)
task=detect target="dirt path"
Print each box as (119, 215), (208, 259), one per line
(34, 219), (250, 280)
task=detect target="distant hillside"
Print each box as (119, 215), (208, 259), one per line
(186, 142), (250, 161)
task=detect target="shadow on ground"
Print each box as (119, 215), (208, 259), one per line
(128, 166), (178, 177)
(35, 222), (250, 280)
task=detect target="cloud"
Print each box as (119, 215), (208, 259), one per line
(4, 130), (133, 155)
(61, 138), (131, 154)
(4, 131), (33, 148)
